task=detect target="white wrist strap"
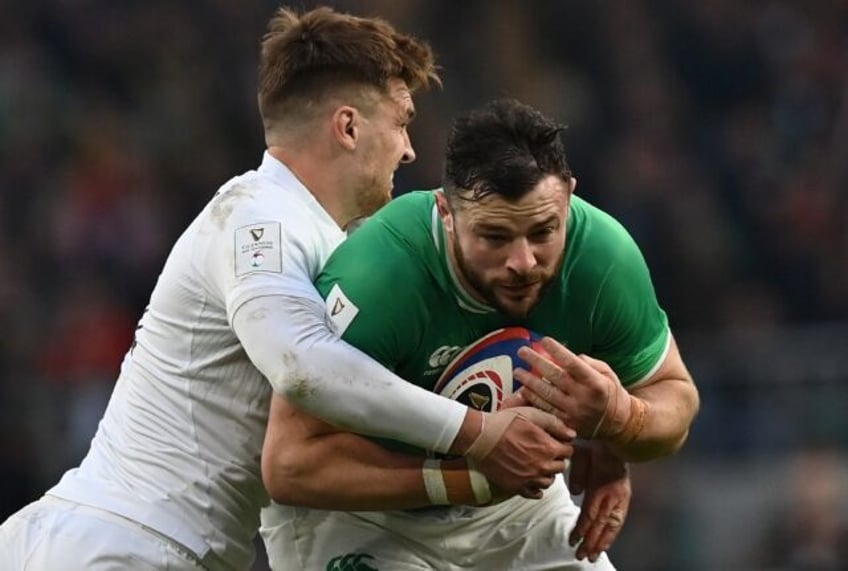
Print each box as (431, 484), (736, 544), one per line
(422, 458), (449, 505)
(423, 458), (493, 506)
(467, 464), (492, 505)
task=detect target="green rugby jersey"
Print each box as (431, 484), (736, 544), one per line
(317, 190), (669, 395)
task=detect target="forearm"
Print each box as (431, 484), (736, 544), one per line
(262, 397), (490, 510)
(233, 294), (470, 453)
(605, 377), (699, 462)
(264, 431), (429, 511)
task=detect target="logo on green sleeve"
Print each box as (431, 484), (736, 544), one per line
(326, 552), (378, 571)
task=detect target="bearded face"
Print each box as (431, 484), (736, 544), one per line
(443, 175), (571, 318)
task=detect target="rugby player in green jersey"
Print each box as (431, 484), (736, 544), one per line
(260, 98), (700, 570)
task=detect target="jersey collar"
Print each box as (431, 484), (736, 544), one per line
(259, 151), (342, 232)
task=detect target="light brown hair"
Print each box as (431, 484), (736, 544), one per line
(258, 6), (440, 125)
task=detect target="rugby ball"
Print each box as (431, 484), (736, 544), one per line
(433, 327), (547, 412)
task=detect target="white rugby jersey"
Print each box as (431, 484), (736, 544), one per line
(48, 153), (346, 570)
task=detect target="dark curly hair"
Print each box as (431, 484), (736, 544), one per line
(442, 99), (572, 205)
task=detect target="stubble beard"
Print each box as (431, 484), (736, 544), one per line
(452, 239), (560, 320)
(354, 179), (392, 220)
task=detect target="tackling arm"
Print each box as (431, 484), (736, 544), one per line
(263, 394), (430, 510)
(235, 294), (575, 497)
(261, 394), (569, 510)
(233, 293), (468, 453)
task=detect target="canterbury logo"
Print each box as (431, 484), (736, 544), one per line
(331, 297), (345, 316)
(326, 552), (378, 571)
(249, 228), (264, 241)
(427, 345), (463, 368)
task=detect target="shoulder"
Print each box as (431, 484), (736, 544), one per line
(560, 194), (657, 305)
(196, 168), (343, 286)
(566, 196), (648, 276)
(211, 170), (342, 244)
(316, 191), (439, 304)
(566, 196), (669, 385)
(212, 173), (296, 225)
(326, 189), (438, 261)
(370, 189), (437, 227)
(569, 196), (636, 249)
(203, 173), (277, 232)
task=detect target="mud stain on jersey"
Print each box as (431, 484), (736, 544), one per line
(281, 352), (318, 402)
(246, 305), (269, 321)
(211, 183), (254, 229)
(279, 353), (362, 432)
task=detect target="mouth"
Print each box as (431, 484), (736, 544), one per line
(498, 282), (540, 296)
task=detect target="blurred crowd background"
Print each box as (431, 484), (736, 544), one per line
(2, 1), (847, 569)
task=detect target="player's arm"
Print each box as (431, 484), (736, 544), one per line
(262, 394), (427, 511)
(513, 222), (699, 462)
(515, 337), (698, 462)
(234, 291), (569, 465)
(603, 337), (699, 461)
(233, 291), (463, 450)
(261, 394), (570, 510)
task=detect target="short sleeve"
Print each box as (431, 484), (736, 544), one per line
(590, 231), (670, 387)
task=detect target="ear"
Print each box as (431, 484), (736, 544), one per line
(332, 106), (358, 151)
(435, 190), (454, 233)
(568, 176), (578, 196)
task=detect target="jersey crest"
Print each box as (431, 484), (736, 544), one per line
(234, 221), (282, 276)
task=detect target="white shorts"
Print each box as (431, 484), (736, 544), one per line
(0, 495), (208, 571)
(261, 476), (615, 571)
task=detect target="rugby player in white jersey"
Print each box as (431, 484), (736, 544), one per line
(0, 7), (572, 570)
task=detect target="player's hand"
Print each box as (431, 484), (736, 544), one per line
(500, 389), (530, 409)
(567, 441), (630, 562)
(514, 338), (635, 442)
(466, 406), (575, 499)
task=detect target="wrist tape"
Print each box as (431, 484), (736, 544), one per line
(611, 396), (648, 446)
(465, 410), (521, 461)
(422, 458), (492, 506)
(590, 378), (649, 447)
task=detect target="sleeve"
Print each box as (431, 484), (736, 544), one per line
(218, 218), (323, 326)
(590, 229), (670, 388)
(232, 294), (466, 453)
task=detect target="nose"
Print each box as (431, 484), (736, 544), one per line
(400, 131), (416, 164)
(505, 238), (536, 274)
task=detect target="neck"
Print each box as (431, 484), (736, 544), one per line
(267, 145), (348, 229)
(443, 231), (489, 306)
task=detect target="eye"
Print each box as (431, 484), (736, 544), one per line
(529, 227), (556, 242)
(482, 234), (509, 245)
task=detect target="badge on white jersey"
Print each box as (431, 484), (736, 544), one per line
(325, 283), (359, 335)
(235, 222), (283, 276)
